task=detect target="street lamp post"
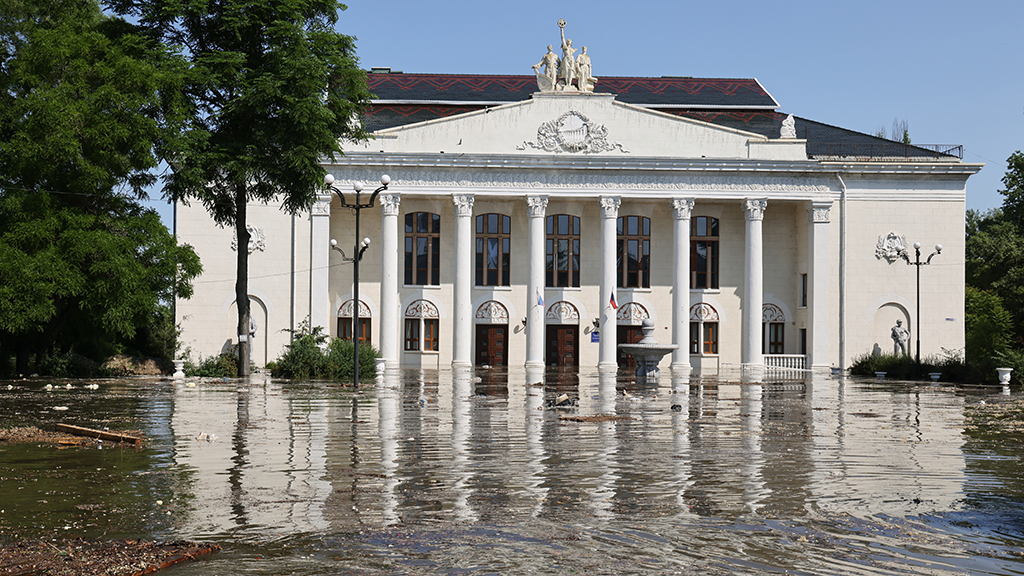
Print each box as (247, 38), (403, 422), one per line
(901, 241), (942, 378)
(325, 173), (390, 389)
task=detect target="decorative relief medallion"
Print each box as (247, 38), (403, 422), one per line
(379, 193), (401, 216)
(875, 231), (908, 263)
(616, 302), (649, 325)
(518, 111), (629, 154)
(404, 299), (439, 318)
(762, 303), (785, 322)
(599, 196), (621, 218)
(339, 300), (371, 318)
(474, 301), (509, 324)
(689, 303), (719, 322)
(452, 194), (475, 216)
(743, 198), (768, 221)
(526, 195), (549, 217)
(672, 198), (695, 220)
(231, 225), (266, 254)
(544, 301), (580, 323)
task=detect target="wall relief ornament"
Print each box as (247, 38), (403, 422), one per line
(743, 198), (768, 221)
(231, 225), (266, 254)
(526, 195), (549, 217)
(689, 303), (719, 322)
(808, 204), (831, 223)
(404, 299), (439, 318)
(616, 302), (649, 325)
(474, 301), (509, 323)
(672, 198), (695, 220)
(379, 193), (401, 216)
(762, 303), (785, 322)
(517, 111), (629, 154)
(545, 301), (580, 323)
(599, 196), (621, 218)
(452, 194), (475, 216)
(311, 200), (330, 216)
(875, 232), (909, 263)
(339, 300), (371, 318)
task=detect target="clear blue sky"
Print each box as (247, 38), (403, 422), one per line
(143, 0), (1021, 224)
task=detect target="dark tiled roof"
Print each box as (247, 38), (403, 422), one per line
(366, 73), (778, 109)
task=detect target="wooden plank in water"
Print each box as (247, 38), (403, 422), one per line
(55, 423), (142, 445)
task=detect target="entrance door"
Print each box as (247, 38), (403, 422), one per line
(475, 324), (507, 366)
(617, 325), (643, 369)
(545, 324), (579, 368)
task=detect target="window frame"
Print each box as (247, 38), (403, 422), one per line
(475, 213), (511, 287)
(617, 215), (651, 288)
(690, 216), (720, 289)
(546, 214), (581, 288)
(338, 317), (371, 345)
(405, 212), (441, 286)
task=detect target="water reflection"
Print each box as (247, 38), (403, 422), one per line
(1, 368), (1023, 574)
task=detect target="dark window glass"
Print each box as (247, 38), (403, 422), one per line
(691, 216), (720, 289)
(424, 319), (439, 351)
(404, 319), (420, 351)
(617, 216), (651, 288)
(405, 213), (441, 285)
(546, 215), (581, 287)
(475, 214), (511, 286)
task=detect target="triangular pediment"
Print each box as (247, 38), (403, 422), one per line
(354, 92), (804, 160)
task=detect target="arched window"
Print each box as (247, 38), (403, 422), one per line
(405, 212), (441, 285)
(689, 303), (719, 355)
(691, 216), (719, 289)
(617, 215), (650, 288)
(476, 214), (511, 286)
(338, 299), (371, 344)
(546, 214), (580, 287)
(404, 300), (439, 352)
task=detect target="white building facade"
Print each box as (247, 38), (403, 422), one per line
(175, 70), (980, 374)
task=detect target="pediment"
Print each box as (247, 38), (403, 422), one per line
(357, 92), (804, 160)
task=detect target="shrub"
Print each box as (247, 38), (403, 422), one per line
(322, 338), (380, 380)
(184, 352), (238, 378)
(269, 323), (380, 381)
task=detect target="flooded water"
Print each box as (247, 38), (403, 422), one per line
(2, 367), (1023, 575)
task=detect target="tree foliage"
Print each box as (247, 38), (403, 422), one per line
(0, 0), (200, 374)
(104, 0), (373, 375)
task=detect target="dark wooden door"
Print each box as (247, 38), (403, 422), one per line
(475, 324), (507, 366)
(545, 325), (579, 367)
(617, 325), (643, 369)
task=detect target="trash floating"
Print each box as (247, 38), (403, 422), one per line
(52, 406), (69, 411)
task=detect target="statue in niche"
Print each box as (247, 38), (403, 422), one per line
(532, 44), (558, 92)
(557, 19), (577, 91)
(891, 319), (910, 356)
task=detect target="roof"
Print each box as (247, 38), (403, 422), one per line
(362, 72), (961, 160)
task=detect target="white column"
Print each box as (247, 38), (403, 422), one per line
(379, 192), (401, 369)
(599, 196), (620, 369)
(310, 194), (332, 332)
(808, 201), (832, 371)
(526, 196), (548, 368)
(452, 194), (475, 368)
(671, 198), (694, 372)
(742, 199), (767, 368)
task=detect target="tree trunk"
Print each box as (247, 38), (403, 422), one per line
(235, 184), (251, 378)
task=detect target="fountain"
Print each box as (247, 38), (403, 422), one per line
(617, 319), (678, 381)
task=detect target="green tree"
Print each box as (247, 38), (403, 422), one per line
(997, 151), (1024, 232)
(965, 208), (1024, 342)
(964, 285), (1012, 365)
(0, 0), (200, 374)
(106, 0), (373, 375)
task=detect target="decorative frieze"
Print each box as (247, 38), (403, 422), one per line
(672, 198), (695, 220)
(599, 196), (621, 219)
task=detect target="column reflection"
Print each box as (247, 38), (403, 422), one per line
(451, 366), (477, 522)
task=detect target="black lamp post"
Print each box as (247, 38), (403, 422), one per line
(325, 173), (389, 389)
(901, 241), (942, 378)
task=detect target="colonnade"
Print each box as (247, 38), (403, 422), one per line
(318, 192), (832, 372)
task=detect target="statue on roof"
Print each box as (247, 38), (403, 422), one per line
(532, 20), (597, 93)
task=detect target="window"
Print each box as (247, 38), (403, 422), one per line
(476, 214), (511, 286)
(338, 318), (371, 345)
(799, 328), (807, 355)
(546, 214), (580, 287)
(800, 273), (808, 307)
(688, 303), (719, 355)
(404, 299), (440, 352)
(691, 216), (719, 289)
(405, 212), (441, 285)
(767, 323), (784, 354)
(762, 304), (786, 354)
(617, 215), (650, 288)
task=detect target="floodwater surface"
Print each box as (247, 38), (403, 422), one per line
(1, 367), (1023, 575)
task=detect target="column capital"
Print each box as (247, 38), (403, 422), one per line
(380, 192), (401, 216)
(526, 195), (548, 217)
(743, 198), (768, 221)
(599, 196), (621, 219)
(312, 194), (331, 216)
(672, 198), (695, 220)
(808, 201), (832, 224)
(452, 194), (475, 217)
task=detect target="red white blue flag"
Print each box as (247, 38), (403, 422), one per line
(610, 293), (618, 310)
(537, 288), (544, 307)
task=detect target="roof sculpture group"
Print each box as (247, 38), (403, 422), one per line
(532, 19), (596, 93)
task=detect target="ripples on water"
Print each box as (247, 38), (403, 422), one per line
(1, 368), (1023, 575)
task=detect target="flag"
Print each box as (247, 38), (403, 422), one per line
(537, 288), (544, 307)
(610, 293), (618, 310)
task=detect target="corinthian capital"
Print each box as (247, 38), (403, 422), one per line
(526, 195), (549, 217)
(672, 198), (695, 220)
(599, 196), (621, 219)
(379, 192), (401, 216)
(743, 198), (768, 221)
(452, 194), (475, 216)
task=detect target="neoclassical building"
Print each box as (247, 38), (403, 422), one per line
(176, 54), (981, 374)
